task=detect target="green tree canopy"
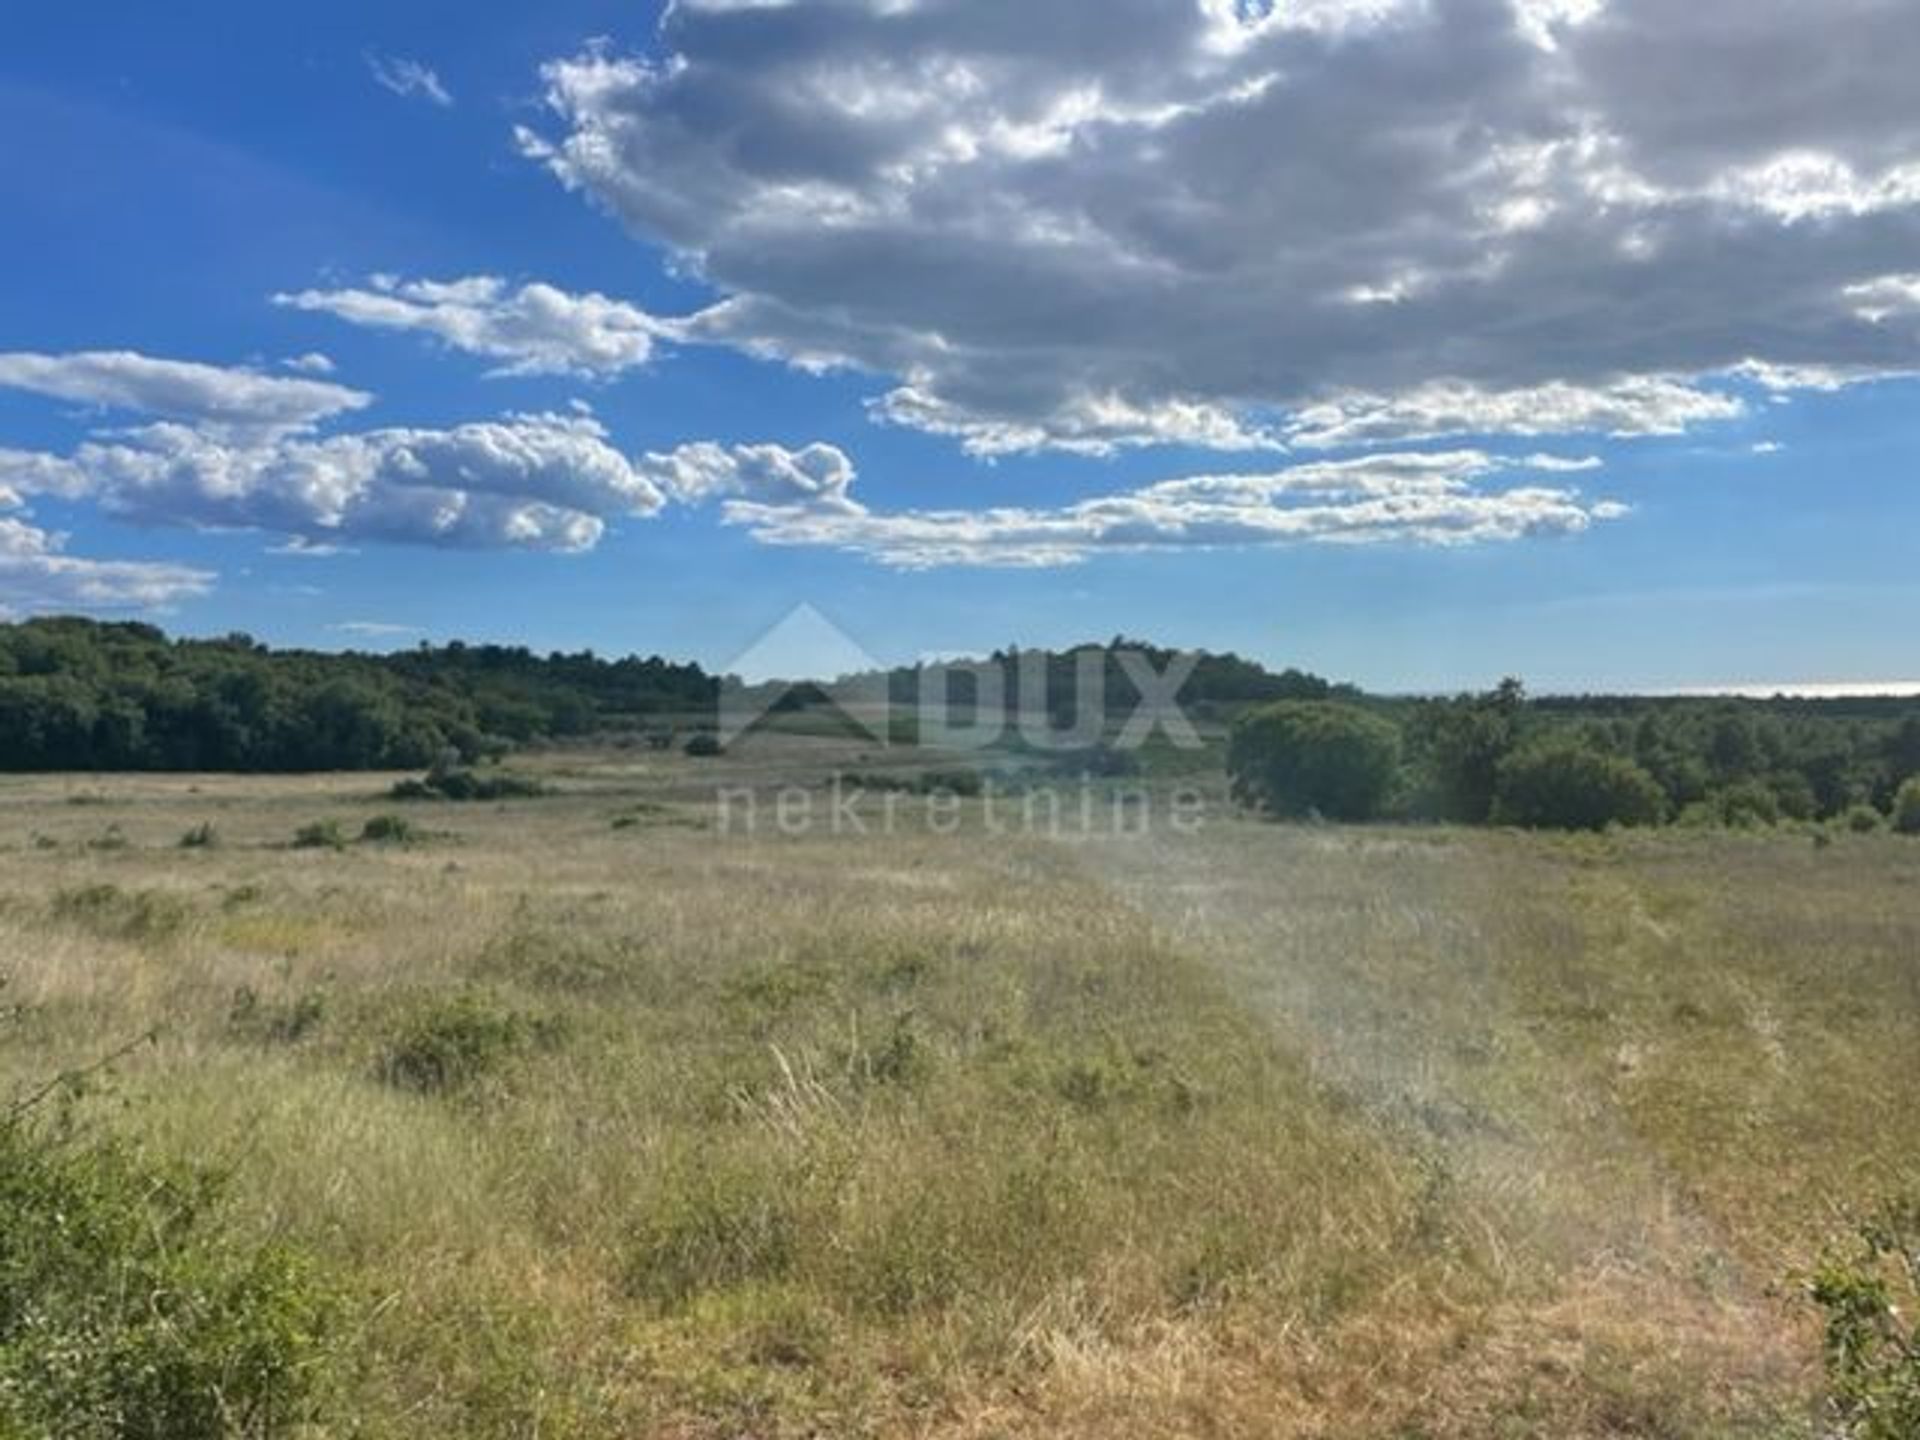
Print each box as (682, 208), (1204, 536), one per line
(1228, 701), (1402, 822)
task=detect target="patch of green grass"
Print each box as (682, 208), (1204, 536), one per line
(51, 883), (193, 942)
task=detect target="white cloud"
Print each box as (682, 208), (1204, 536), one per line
(275, 276), (671, 378)
(330, 620), (421, 638)
(717, 449), (1625, 568)
(0, 412), (665, 554)
(1846, 273), (1920, 325)
(519, 0), (1920, 454)
(282, 352), (338, 375)
(870, 386), (1282, 458)
(640, 440), (861, 510)
(1286, 378), (1747, 449)
(0, 350), (370, 432)
(1, 388), (1623, 570)
(366, 52), (453, 107)
(0, 514), (212, 612)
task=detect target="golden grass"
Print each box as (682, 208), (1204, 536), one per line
(1, 743), (1915, 1436)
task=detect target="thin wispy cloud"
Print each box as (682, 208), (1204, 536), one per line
(0, 351), (369, 433)
(330, 620), (421, 638)
(275, 276), (668, 378)
(365, 51), (452, 108)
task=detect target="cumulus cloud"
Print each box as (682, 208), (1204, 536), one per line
(0, 350), (370, 433)
(0, 500), (211, 613)
(0, 412), (667, 554)
(517, 0), (1920, 454)
(282, 352), (338, 375)
(366, 52), (453, 107)
(274, 276), (671, 378)
(639, 440), (860, 510)
(0, 398), (1621, 569)
(718, 449), (1625, 568)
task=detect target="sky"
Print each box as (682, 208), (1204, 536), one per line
(2, 0), (1918, 692)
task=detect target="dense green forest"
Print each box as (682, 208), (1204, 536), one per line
(0, 619), (714, 772)
(1233, 680), (1920, 831)
(880, 638), (1358, 717)
(4, 619), (1919, 828)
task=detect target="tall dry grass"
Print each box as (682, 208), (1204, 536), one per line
(1, 748), (1914, 1435)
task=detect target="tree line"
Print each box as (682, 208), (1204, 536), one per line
(1230, 681), (1920, 832)
(0, 619), (715, 773)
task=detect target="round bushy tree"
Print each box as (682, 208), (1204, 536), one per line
(1228, 701), (1401, 821)
(1894, 777), (1920, 835)
(1491, 742), (1667, 832)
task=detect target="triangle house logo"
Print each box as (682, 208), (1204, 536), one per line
(716, 604), (892, 747)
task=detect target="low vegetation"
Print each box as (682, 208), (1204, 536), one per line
(0, 1113), (341, 1439)
(1806, 1199), (1920, 1439)
(389, 767), (546, 802)
(1, 748), (1913, 1435)
(1233, 679), (1920, 831)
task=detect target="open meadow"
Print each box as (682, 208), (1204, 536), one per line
(2, 739), (1916, 1438)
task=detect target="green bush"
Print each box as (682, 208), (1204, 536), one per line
(178, 822), (220, 850)
(0, 1119), (339, 1439)
(1710, 779), (1783, 829)
(388, 768), (546, 803)
(291, 820), (345, 850)
(358, 814), (417, 844)
(377, 992), (562, 1095)
(1845, 804), (1886, 834)
(1227, 701), (1401, 821)
(1806, 1199), (1920, 1439)
(1895, 778), (1920, 836)
(1491, 742), (1666, 831)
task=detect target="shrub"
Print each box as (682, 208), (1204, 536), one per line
(291, 820), (345, 850)
(51, 883), (192, 942)
(1806, 1199), (1920, 1439)
(1845, 804), (1886, 835)
(1711, 779), (1783, 829)
(683, 733), (725, 758)
(387, 768), (546, 803)
(229, 985), (327, 1045)
(178, 822), (219, 849)
(0, 1119), (340, 1439)
(359, 814), (417, 844)
(1490, 742), (1667, 831)
(1895, 778), (1920, 836)
(378, 992), (562, 1095)
(1227, 701), (1402, 821)
(1769, 770), (1820, 822)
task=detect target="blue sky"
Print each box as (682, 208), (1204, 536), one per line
(3, 0), (1918, 691)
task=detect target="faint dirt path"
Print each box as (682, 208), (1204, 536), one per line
(1063, 821), (1814, 1434)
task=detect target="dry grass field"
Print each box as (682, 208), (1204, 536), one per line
(2, 737), (1916, 1437)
